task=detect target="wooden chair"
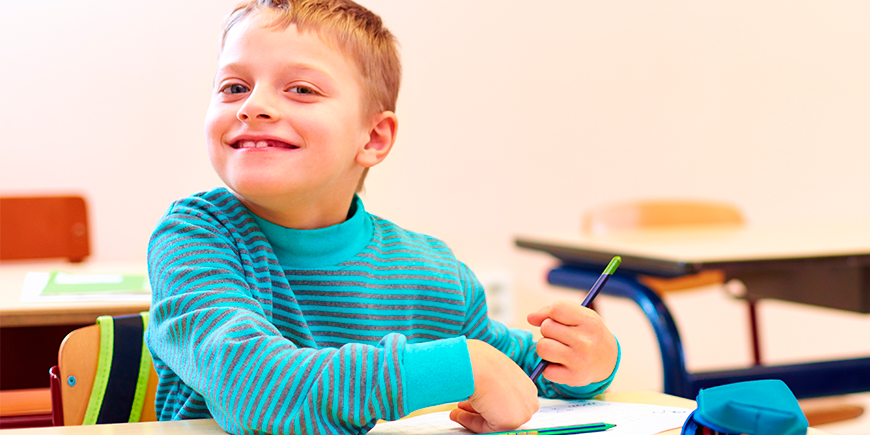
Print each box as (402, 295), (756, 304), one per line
(582, 199), (864, 427)
(50, 312), (158, 426)
(0, 195), (91, 428)
(582, 200), (744, 235)
(0, 389), (54, 429)
(0, 195), (90, 263)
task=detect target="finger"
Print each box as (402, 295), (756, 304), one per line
(449, 408), (460, 421)
(535, 335), (574, 366)
(448, 408), (464, 424)
(457, 401), (476, 413)
(540, 360), (574, 384)
(546, 300), (598, 327)
(526, 305), (551, 326)
(449, 408), (491, 433)
(539, 317), (592, 351)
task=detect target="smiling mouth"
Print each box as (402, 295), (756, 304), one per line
(231, 140), (299, 149)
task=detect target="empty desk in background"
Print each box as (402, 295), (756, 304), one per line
(516, 221), (870, 399)
(0, 262), (150, 327)
(0, 262), (150, 391)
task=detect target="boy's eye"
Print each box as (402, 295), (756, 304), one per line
(220, 84), (249, 94)
(288, 86), (316, 95)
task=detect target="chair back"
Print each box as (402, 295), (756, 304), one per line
(582, 200), (744, 235)
(0, 196), (90, 262)
(53, 312), (158, 425)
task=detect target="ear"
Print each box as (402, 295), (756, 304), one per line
(356, 111), (398, 168)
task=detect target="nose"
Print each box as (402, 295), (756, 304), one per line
(237, 88), (279, 122)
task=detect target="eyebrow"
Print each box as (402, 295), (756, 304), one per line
(216, 61), (335, 82)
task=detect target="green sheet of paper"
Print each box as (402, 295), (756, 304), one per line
(39, 270), (150, 295)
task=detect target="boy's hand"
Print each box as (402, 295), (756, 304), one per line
(527, 301), (618, 387)
(449, 339), (539, 433)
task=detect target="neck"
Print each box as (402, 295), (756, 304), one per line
(236, 191), (357, 229)
(250, 194), (372, 269)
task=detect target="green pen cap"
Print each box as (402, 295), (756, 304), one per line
(604, 256), (621, 275)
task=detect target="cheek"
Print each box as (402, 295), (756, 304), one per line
(204, 107), (231, 171)
(206, 141), (223, 169)
(204, 106), (227, 143)
(300, 106), (366, 143)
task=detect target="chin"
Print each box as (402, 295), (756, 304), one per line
(220, 172), (293, 199)
(230, 181), (292, 199)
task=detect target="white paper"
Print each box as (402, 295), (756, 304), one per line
(54, 272), (124, 285)
(369, 398), (691, 435)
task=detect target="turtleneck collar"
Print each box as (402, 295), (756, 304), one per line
(250, 195), (373, 269)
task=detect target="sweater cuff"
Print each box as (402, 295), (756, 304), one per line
(403, 336), (474, 412)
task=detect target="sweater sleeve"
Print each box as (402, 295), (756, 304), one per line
(456, 263), (620, 399)
(146, 205), (471, 434)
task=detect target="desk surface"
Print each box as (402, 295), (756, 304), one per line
(0, 262), (149, 327)
(0, 391), (836, 435)
(516, 221), (870, 276)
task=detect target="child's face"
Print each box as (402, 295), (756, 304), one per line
(206, 14), (371, 211)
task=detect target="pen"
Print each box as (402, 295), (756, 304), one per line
(529, 256), (621, 382)
(484, 422), (616, 434)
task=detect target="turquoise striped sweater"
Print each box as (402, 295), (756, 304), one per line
(146, 188), (618, 434)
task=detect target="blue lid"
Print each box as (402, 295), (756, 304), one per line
(681, 380), (808, 435)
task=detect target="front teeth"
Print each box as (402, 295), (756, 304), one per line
(239, 141), (269, 148)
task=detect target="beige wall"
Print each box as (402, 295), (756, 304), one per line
(2, 1), (869, 431)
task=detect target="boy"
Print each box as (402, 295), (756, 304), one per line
(146, 0), (620, 434)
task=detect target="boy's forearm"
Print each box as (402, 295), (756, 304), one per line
(149, 298), (419, 433)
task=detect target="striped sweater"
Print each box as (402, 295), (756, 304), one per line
(146, 188), (617, 434)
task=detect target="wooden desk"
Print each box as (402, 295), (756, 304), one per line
(0, 262), (149, 391)
(515, 222), (870, 399)
(0, 262), (150, 327)
(0, 391), (837, 434)
(517, 221), (870, 312)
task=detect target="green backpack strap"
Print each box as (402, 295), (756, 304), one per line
(82, 312), (152, 425)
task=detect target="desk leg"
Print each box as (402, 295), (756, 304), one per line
(548, 265), (693, 397)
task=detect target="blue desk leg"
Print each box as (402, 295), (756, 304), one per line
(548, 265), (694, 397)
